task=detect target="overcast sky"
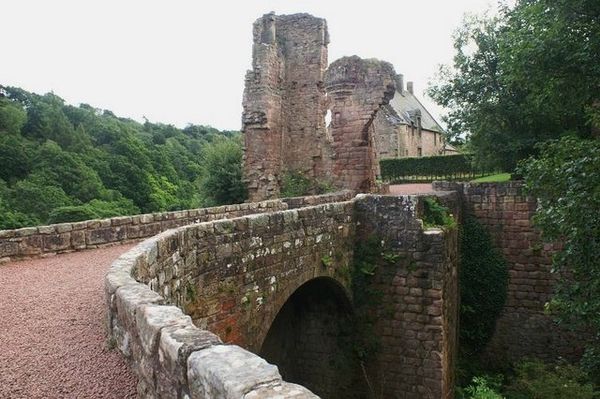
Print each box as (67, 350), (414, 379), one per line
(2, 0), (497, 131)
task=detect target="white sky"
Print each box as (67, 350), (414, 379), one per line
(1, 0), (497, 131)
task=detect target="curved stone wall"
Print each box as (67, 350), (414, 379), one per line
(105, 193), (461, 398)
(105, 200), (356, 398)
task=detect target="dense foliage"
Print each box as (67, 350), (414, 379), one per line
(379, 154), (491, 182)
(519, 137), (600, 382)
(428, 0), (600, 171)
(197, 137), (247, 206)
(422, 197), (456, 229)
(459, 216), (508, 355)
(0, 86), (244, 229)
(504, 359), (597, 399)
(458, 360), (598, 399)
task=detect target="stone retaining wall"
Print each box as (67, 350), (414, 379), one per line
(433, 181), (584, 363)
(0, 191), (352, 263)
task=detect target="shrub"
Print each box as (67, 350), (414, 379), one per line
(422, 197), (456, 229)
(280, 171), (313, 197)
(459, 376), (504, 399)
(280, 170), (333, 198)
(380, 154), (492, 182)
(48, 198), (139, 224)
(519, 137), (600, 382)
(504, 359), (597, 399)
(48, 206), (98, 224)
(199, 137), (247, 206)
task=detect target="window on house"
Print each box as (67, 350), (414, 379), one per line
(417, 147), (422, 157)
(434, 132), (437, 145)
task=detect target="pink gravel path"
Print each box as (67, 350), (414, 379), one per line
(0, 245), (138, 399)
(388, 183), (434, 195)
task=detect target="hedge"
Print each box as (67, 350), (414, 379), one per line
(379, 154), (490, 182)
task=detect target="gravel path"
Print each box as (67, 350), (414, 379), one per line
(0, 245), (138, 399)
(389, 183), (434, 195)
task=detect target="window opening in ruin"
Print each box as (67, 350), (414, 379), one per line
(325, 109), (332, 127)
(418, 147), (422, 157)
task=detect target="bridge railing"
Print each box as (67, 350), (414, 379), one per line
(0, 191), (353, 263)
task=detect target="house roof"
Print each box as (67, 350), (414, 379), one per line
(383, 87), (444, 133)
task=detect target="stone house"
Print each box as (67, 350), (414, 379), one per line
(373, 74), (447, 162)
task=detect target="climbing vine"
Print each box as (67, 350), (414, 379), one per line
(459, 216), (508, 355)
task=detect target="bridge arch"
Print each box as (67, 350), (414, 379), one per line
(259, 277), (353, 397)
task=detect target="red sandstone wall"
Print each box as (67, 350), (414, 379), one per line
(242, 13), (330, 201)
(462, 182), (584, 362)
(431, 181), (587, 364)
(355, 194), (460, 399)
(324, 57), (397, 192)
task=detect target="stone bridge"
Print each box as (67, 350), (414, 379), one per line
(105, 190), (460, 399)
(0, 182), (578, 398)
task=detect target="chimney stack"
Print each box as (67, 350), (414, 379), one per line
(407, 81), (414, 94)
(394, 74), (404, 93)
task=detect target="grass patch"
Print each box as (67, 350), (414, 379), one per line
(471, 173), (511, 183)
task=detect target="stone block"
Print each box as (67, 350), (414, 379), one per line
(86, 227), (125, 245)
(0, 241), (19, 258)
(115, 283), (164, 331)
(38, 225), (56, 234)
(42, 232), (71, 252)
(18, 235), (43, 255)
(244, 382), (318, 398)
(71, 230), (86, 249)
(136, 304), (191, 355)
(158, 323), (222, 384)
(187, 345), (281, 399)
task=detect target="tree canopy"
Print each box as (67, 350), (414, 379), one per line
(428, 0), (600, 171)
(0, 86), (245, 229)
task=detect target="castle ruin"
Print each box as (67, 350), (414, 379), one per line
(242, 13), (398, 200)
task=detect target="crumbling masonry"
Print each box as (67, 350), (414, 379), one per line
(242, 13), (397, 200)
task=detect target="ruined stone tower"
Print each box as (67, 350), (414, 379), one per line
(324, 56), (397, 192)
(242, 13), (330, 201)
(242, 13), (398, 200)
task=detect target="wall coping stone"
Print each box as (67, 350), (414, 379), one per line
(0, 191), (352, 263)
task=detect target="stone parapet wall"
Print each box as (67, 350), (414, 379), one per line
(105, 200), (357, 398)
(355, 194), (459, 399)
(281, 189), (354, 209)
(105, 236), (318, 399)
(433, 181), (584, 363)
(0, 191), (352, 263)
(0, 200), (285, 263)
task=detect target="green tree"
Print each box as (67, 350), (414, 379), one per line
(0, 96), (27, 135)
(199, 136), (247, 206)
(10, 174), (73, 223)
(428, 0), (600, 171)
(519, 137), (600, 382)
(0, 85), (239, 228)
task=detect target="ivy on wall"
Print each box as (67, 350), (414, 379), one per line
(459, 216), (508, 354)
